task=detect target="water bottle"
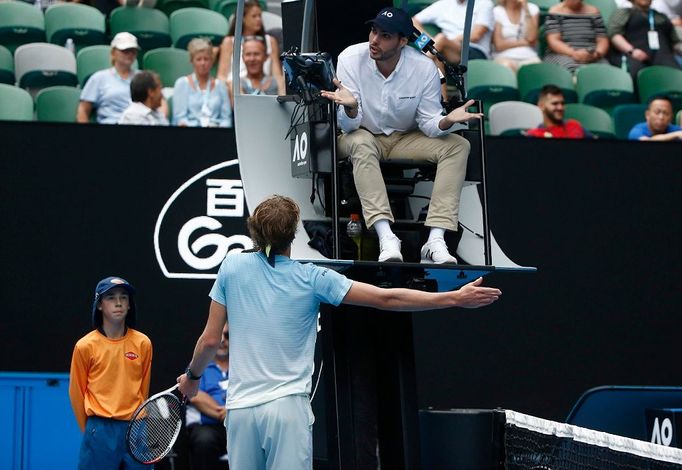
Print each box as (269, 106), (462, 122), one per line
(35, 0), (42, 11)
(65, 38), (75, 56)
(621, 55), (628, 73)
(346, 213), (363, 260)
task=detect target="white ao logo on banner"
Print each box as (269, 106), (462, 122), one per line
(292, 129), (308, 166)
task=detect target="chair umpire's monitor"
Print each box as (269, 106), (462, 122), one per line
(283, 52), (336, 179)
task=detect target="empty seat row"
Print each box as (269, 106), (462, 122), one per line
(0, 2), (279, 55)
(467, 60), (682, 116)
(0, 42), (193, 90)
(0, 83), (80, 122)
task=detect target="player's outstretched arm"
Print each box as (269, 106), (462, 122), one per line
(342, 277), (501, 311)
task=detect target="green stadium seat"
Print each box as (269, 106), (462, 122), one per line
(637, 66), (682, 113)
(488, 100), (543, 136)
(422, 23), (441, 38)
(564, 103), (615, 138)
(170, 8), (227, 50)
(142, 47), (192, 87)
(77, 45), (139, 86)
(575, 64), (635, 113)
(14, 42), (77, 89)
(44, 3), (106, 52)
(537, 24), (548, 57)
(532, 0), (559, 25)
(156, 0), (208, 17)
(611, 103), (647, 139)
(0, 83), (33, 121)
(585, 0), (617, 23)
(466, 60), (519, 115)
(0, 1), (46, 54)
(35, 85), (80, 122)
(518, 62), (577, 104)
(209, 0), (267, 20)
(0, 45), (15, 85)
(109, 7), (171, 52)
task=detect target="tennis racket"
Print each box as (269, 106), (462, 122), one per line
(126, 384), (185, 464)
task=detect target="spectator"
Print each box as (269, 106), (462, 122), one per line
(653, 0), (682, 26)
(526, 84), (592, 138)
(228, 36), (284, 103)
(119, 71), (168, 125)
(544, 0), (610, 73)
(628, 95), (682, 139)
(216, 0), (284, 86)
(185, 324), (229, 470)
(413, 0), (496, 62)
(69, 276), (152, 469)
(492, 0), (542, 72)
(609, 0), (682, 81)
(78, 32), (139, 124)
(173, 38), (232, 128)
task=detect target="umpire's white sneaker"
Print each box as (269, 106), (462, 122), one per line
(378, 235), (403, 262)
(420, 238), (458, 264)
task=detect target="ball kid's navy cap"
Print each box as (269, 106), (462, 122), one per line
(91, 276), (137, 328)
(365, 7), (414, 37)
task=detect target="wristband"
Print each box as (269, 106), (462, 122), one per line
(185, 366), (202, 380)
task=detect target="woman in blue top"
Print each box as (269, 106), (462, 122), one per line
(78, 33), (139, 124)
(173, 38), (232, 128)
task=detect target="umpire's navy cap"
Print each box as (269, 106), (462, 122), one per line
(366, 7), (414, 37)
(91, 276), (137, 328)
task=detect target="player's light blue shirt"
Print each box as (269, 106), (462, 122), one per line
(209, 252), (352, 410)
(80, 68), (135, 124)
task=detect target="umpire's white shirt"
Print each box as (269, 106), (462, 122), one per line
(335, 42), (456, 138)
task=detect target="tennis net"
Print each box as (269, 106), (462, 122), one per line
(504, 409), (682, 469)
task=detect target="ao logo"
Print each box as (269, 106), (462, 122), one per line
(154, 160), (253, 279)
(651, 417), (673, 446)
(292, 130), (308, 164)
(381, 10), (393, 17)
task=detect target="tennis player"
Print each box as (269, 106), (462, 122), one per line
(177, 195), (501, 469)
(69, 276), (153, 469)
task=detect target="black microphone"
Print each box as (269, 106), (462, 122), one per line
(411, 27), (467, 74)
(411, 28), (468, 104)
(411, 28), (440, 57)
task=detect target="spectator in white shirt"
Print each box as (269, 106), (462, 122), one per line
(413, 0), (496, 61)
(492, 0), (542, 72)
(119, 71), (169, 126)
(321, 7), (482, 264)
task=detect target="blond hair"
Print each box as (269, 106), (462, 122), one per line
(187, 37), (213, 60)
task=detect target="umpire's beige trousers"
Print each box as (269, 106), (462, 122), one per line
(337, 128), (470, 232)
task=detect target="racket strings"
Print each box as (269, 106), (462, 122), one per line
(128, 395), (183, 463)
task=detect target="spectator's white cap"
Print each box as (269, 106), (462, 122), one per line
(111, 32), (140, 50)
